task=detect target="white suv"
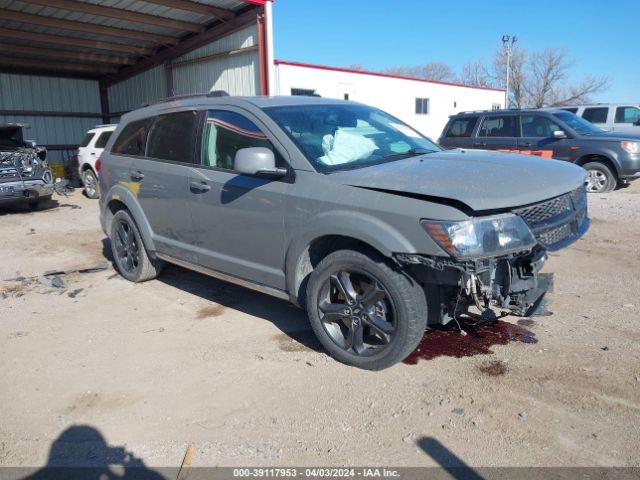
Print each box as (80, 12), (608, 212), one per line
(77, 124), (116, 199)
(560, 104), (640, 134)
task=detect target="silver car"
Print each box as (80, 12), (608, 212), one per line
(99, 95), (589, 370)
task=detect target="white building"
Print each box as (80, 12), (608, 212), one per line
(274, 60), (505, 140)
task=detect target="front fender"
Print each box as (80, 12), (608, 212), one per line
(101, 183), (156, 255)
(284, 209), (424, 305)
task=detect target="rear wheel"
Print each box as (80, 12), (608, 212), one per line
(583, 161), (616, 193)
(306, 249), (427, 370)
(110, 210), (162, 282)
(82, 168), (100, 199)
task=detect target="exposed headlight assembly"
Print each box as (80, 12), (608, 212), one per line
(422, 214), (537, 259)
(621, 141), (640, 154)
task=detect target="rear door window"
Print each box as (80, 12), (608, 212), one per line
(111, 118), (152, 156)
(94, 131), (113, 149)
(146, 111), (198, 163)
(445, 117), (479, 137)
(582, 107), (609, 124)
(478, 115), (518, 137)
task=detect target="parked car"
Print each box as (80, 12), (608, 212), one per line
(557, 104), (640, 134)
(439, 109), (640, 193)
(99, 95), (589, 370)
(77, 124), (116, 199)
(0, 123), (54, 210)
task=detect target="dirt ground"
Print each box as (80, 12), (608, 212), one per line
(1, 183), (639, 474)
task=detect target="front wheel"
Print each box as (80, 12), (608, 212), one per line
(306, 249), (427, 370)
(28, 195), (53, 211)
(583, 162), (617, 193)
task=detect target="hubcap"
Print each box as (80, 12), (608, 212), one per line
(317, 270), (396, 356)
(114, 220), (140, 273)
(585, 169), (607, 193)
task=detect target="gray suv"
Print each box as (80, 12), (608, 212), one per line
(99, 95), (589, 369)
(439, 109), (640, 193)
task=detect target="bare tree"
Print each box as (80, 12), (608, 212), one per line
(383, 62), (457, 82)
(493, 46), (609, 108)
(459, 60), (493, 88)
(345, 63), (365, 71)
(492, 46), (527, 108)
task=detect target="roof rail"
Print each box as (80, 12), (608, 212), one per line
(140, 91), (230, 108)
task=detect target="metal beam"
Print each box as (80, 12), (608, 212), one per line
(0, 43), (135, 65)
(1, 10), (179, 45)
(0, 28), (153, 56)
(99, 79), (110, 124)
(107, 8), (259, 86)
(0, 110), (102, 118)
(27, 0), (205, 33)
(144, 0), (235, 21)
(0, 56), (117, 75)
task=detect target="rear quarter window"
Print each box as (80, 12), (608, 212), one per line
(111, 118), (151, 156)
(94, 131), (113, 149)
(445, 117), (479, 137)
(79, 132), (95, 147)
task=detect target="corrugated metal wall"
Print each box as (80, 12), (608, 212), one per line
(171, 24), (259, 96)
(106, 24), (259, 118)
(0, 73), (101, 165)
(107, 65), (167, 115)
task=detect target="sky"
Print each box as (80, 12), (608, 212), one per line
(271, 0), (639, 103)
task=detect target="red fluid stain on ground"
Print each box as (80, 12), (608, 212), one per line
(403, 320), (538, 365)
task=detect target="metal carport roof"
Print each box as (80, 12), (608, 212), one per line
(0, 0), (268, 82)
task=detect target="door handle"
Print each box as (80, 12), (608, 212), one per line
(190, 181), (211, 193)
(130, 170), (144, 181)
(473, 142), (487, 147)
(521, 143), (533, 147)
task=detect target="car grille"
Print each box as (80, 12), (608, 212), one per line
(0, 167), (19, 182)
(514, 186), (589, 251)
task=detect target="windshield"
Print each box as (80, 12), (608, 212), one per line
(553, 111), (605, 135)
(264, 104), (440, 172)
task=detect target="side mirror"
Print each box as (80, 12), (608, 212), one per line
(25, 140), (37, 148)
(634, 119), (640, 126)
(552, 130), (567, 139)
(234, 147), (287, 178)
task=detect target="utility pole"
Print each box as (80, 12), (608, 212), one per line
(502, 35), (517, 109)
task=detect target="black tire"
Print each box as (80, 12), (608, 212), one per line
(306, 249), (427, 370)
(110, 209), (162, 282)
(28, 195), (53, 211)
(583, 161), (617, 193)
(82, 168), (100, 199)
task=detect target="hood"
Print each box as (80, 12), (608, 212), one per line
(583, 130), (640, 142)
(328, 149), (586, 212)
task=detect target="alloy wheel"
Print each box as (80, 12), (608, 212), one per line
(585, 169), (607, 193)
(114, 220), (140, 273)
(83, 171), (97, 197)
(317, 270), (396, 356)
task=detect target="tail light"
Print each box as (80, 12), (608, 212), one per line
(95, 158), (101, 172)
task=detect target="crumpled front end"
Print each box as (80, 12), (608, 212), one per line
(0, 148), (54, 204)
(397, 186), (589, 324)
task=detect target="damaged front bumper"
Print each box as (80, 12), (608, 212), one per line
(0, 176), (54, 205)
(396, 249), (553, 324)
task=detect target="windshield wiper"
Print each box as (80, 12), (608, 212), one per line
(379, 148), (433, 161)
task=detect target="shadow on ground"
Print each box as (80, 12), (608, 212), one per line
(100, 237), (321, 353)
(19, 425), (166, 480)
